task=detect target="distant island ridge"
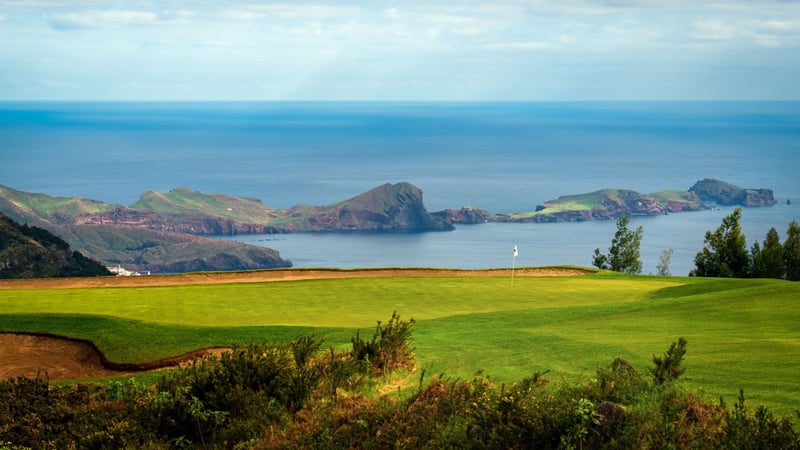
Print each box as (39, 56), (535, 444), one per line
(0, 178), (776, 273)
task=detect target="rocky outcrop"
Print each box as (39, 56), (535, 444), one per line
(431, 207), (491, 224)
(137, 249), (291, 274)
(495, 178), (772, 224)
(76, 207), (281, 235)
(743, 189), (778, 207)
(282, 182), (453, 232)
(76, 183), (452, 234)
(689, 178), (776, 206)
(496, 189), (666, 223)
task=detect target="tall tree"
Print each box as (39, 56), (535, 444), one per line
(691, 207), (749, 278)
(657, 249), (673, 276)
(784, 220), (800, 281)
(752, 227), (784, 279)
(592, 216), (643, 274)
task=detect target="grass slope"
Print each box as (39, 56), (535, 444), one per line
(0, 184), (116, 223)
(0, 272), (797, 416)
(130, 187), (279, 223)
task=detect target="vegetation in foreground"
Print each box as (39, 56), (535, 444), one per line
(1, 317), (798, 449)
(1, 272), (798, 416)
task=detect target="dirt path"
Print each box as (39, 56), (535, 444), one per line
(0, 267), (593, 381)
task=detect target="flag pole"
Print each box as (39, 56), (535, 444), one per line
(511, 244), (518, 286)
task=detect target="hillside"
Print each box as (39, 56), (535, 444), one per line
(0, 185), (118, 225)
(0, 185), (292, 274)
(55, 224), (291, 274)
(66, 182), (451, 233)
(277, 182), (454, 231)
(0, 212), (111, 278)
(495, 188), (706, 222)
(0, 182), (451, 273)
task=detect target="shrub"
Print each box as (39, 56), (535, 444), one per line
(650, 337), (687, 385)
(351, 311), (416, 373)
(723, 390), (800, 450)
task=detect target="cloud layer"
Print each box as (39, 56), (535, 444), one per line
(1, 0), (798, 100)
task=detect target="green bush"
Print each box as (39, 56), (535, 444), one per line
(2, 324), (799, 449)
(650, 337), (687, 385)
(351, 311), (416, 373)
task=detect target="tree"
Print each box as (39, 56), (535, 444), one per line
(656, 249), (673, 276)
(751, 227), (784, 279)
(691, 208), (749, 278)
(592, 216), (643, 274)
(784, 220), (800, 281)
(650, 337), (687, 385)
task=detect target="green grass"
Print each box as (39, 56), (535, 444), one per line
(1, 271), (798, 417)
(130, 187), (278, 223)
(0, 185), (116, 218)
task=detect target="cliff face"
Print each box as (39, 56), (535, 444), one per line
(689, 178), (776, 206)
(81, 182), (452, 234)
(431, 207), (491, 224)
(56, 225), (291, 273)
(76, 207), (281, 235)
(743, 189), (778, 207)
(282, 182), (453, 232)
(497, 189), (668, 223)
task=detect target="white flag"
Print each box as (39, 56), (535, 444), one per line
(513, 245), (518, 257)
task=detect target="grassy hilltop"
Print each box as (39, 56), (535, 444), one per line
(1, 270), (797, 417)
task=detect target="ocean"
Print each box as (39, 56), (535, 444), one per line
(1, 101), (799, 275)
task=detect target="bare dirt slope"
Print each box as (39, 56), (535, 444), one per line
(0, 267), (592, 381)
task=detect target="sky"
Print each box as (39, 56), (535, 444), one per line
(1, 0), (799, 101)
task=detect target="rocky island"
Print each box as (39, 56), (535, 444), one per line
(493, 178), (775, 223)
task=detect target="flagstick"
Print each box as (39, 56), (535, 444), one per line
(511, 245), (517, 286)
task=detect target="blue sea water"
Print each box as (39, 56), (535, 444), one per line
(1, 101), (799, 274)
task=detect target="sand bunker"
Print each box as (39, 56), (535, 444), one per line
(1, 333), (133, 380)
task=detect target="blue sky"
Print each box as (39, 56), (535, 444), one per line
(1, 0), (799, 101)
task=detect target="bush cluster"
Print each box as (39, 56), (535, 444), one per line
(1, 326), (799, 449)
(0, 313), (417, 449)
(266, 339), (800, 449)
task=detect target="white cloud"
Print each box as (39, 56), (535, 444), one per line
(483, 37), (571, 51)
(47, 10), (159, 30)
(223, 4), (361, 21)
(690, 19), (737, 41)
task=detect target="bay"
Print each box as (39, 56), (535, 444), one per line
(1, 101), (798, 274)
(223, 204), (800, 276)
